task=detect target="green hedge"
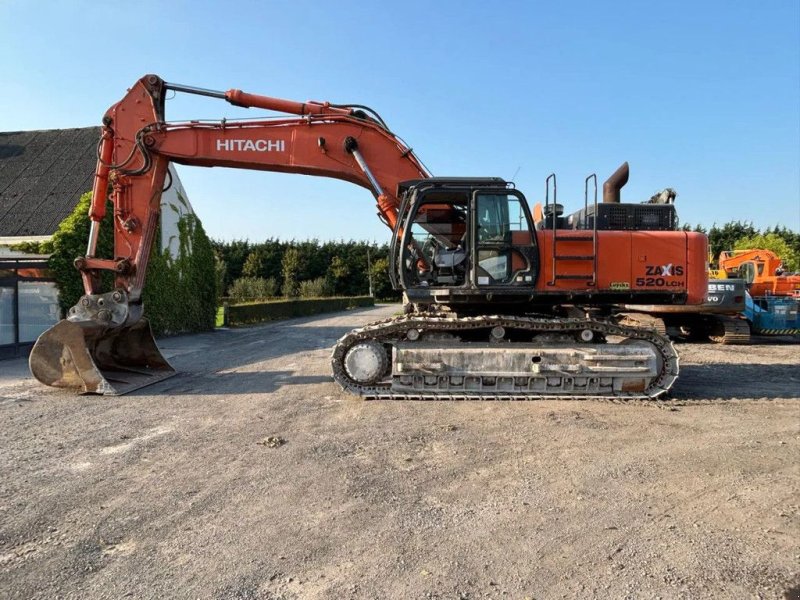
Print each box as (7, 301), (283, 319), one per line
(47, 191), (216, 336)
(226, 296), (374, 326)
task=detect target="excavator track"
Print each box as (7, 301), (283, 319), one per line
(331, 314), (679, 401)
(618, 313), (667, 336)
(709, 315), (751, 345)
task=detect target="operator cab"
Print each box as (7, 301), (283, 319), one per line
(390, 178), (539, 306)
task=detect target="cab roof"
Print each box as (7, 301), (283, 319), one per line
(397, 177), (509, 196)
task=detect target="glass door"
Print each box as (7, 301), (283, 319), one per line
(471, 191), (538, 287)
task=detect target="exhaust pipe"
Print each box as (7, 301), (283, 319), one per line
(603, 162), (629, 204)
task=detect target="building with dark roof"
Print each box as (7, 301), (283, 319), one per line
(0, 127), (196, 359)
(0, 127), (100, 241)
(0, 126), (193, 255)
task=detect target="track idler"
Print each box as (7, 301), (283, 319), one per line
(29, 291), (175, 395)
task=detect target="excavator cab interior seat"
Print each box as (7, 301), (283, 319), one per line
(433, 245), (466, 268)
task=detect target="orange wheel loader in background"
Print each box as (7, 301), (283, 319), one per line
(29, 75), (708, 399)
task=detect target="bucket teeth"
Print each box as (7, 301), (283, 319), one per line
(29, 318), (174, 395)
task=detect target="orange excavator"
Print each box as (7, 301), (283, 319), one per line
(716, 249), (800, 297)
(29, 75), (708, 399)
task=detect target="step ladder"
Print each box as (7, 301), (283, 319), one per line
(545, 173), (598, 286)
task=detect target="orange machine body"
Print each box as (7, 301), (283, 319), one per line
(29, 73), (713, 397)
(535, 229), (708, 304)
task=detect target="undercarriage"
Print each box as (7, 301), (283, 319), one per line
(620, 312), (751, 345)
(332, 312), (679, 400)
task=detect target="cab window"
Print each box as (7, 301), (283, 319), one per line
(475, 193), (535, 285)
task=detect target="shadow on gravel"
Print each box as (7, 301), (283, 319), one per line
(126, 310), (387, 397)
(163, 323), (357, 369)
(153, 371), (333, 395)
(784, 584), (800, 600)
(674, 363), (799, 400)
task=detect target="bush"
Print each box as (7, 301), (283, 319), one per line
(299, 277), (333, 298)
(48, 191), (217, 336)
(142, 209), (217, 335)
(229, 276), (279, 302)
(227, 296), (374, 326)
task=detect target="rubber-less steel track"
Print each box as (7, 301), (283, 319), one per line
(331, 314), (679, 401)
(709, 316), (751, 345)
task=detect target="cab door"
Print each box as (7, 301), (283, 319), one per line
(471, 190), (539, 288)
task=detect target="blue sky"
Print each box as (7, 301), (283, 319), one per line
(2, 0), (798, 241)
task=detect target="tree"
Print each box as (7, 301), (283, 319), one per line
(370, 257), (397, 300)
(733, 233), (800, 272)
(242, 251), (263, 278)
(282, 247), (301, 297)
(768, 226), (800, 258)
(210, 239), (250, 292)
(214, 254), (227, 301)
(326, 255), (350, 295)
(258, 239), (286, 282)
(707, 221), (757, 260)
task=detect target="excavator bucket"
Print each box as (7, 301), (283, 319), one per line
(29, 318), (175, 395)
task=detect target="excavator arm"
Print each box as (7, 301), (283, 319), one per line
(30, 74), (429, 394)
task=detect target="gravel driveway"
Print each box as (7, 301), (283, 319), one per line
(1, 305), (798, 599)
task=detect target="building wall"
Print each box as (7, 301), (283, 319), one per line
(160, 165), (194, 259)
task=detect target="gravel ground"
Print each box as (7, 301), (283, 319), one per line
(0, 304), (798, 599)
